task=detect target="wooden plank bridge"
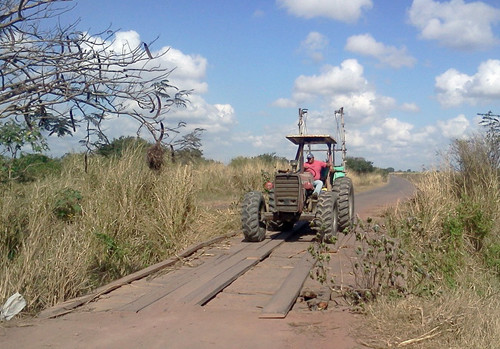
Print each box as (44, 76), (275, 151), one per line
(40, 221), (340, 320)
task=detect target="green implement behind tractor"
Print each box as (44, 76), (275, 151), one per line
(241, 108), (355, 242)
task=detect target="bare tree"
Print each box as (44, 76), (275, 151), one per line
(478, 111), (500, 169)
(0, 0), (190, 153)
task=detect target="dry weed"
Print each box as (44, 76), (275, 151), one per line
(0, 147), (199, 312)
(360, 276), (500, 348)
(349, 171), (388, 191)
(359, 152), (499, 348)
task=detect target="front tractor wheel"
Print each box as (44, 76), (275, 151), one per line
(241, 191), (267, 242)
(316, 191), (339, 242)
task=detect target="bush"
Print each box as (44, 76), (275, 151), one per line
(14, 154), (62, 182)
(485, 243), (500, 276)
(53, 188), (83, 221)
(345, 157), (375, 173)
(0, 154), (62, 183)
(96, 136), (150, 158)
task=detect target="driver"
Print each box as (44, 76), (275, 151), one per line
(304, 153), (331, 198)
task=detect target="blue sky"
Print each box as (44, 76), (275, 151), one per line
(51, 0), (500, 171)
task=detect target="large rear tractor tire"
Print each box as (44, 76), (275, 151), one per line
(241, 191), (267, 242)
(316, 191), (339, 242)
(332, 177), (354, 233)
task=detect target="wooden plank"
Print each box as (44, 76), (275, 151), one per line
(119, 234), (283, 312)
(153, 237), (281, 305)
(183, 258), (260, 305)
(41, 227), (297, 318)
(117, 254), (228, 312)
(118, 241), (254, 312)
(259, 252), (316, 319)
(178, 229), (297, 306)
(38, 232), (237, 319)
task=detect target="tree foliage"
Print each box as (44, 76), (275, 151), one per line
(97, 129), (206, 164)
(96, 136), (150, 158)
(255, 152), (288, 164)
(171, 128), (205, 164)
(229, 153), (288, 168)
(345, 156), (375, 173)
(0, 119), (48, 159)
(0, 153), (61, 182)
(0, 0), (190, 152)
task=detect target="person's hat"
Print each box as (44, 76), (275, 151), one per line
(306, 153), (314, 159)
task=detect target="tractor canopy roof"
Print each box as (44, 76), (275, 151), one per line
(286, 134), (337, 145)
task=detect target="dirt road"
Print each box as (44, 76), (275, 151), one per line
(0, 175), (414, 349)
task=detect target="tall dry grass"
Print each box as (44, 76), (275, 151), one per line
(348, 170), (388, 191)
(195, 158), (289, 199)
(358, 134), (500, 348)
(0, 147), (199, 312)
(362, 280), (500, 348)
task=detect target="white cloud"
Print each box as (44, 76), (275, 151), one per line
(110, 31), (235, 139)
(330, 92), (396, 125)
(413, 125), (437, 143)
(340, 118), (441, 170)
(228, 127), (298, 161)
(437, 114), (470, 138)
(469, 60), (500, 97)
(345, 33), (416, 68)
(302, 32), (329, 51)
(106, 31), (236, 135)
(300, 32), (329, 62)
(347, 129), (365, 147)
(155, 46), (208, 93)
(268, 56), (450, 170)
(400, 102), (420, 112)
(382, 118), (414, 145)
(408, 0), (500, 50)
(110, 31), (142, 52)
(293, 59), (368, 98)
(435, 59), (500, 107)
(165, 97), (236, 133)
(272, 98), (297, 108)
(363, 118), (416, 149)
(269, 57), (460, 169)
(103, 31), (209, 94)
(277, 0), (373, 23)
(274, 59), (398, 125)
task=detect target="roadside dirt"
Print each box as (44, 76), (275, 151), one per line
(0, 175), (415, 349)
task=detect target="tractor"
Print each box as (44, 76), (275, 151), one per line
(241, 108), (354, 242)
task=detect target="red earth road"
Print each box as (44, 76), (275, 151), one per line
(0, 175), (414, 349)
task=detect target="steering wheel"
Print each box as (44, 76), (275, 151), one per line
(305, 167), (317, 178)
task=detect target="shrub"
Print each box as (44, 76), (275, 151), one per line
(53, 188), (83, 221)
(96, 136), (150, 158)
(345, 156), (375, 173)
(12, 154), (62, 182)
